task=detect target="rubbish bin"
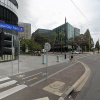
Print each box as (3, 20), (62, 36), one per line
(57, 55), (60, 62)
(42, 54), (46, 64)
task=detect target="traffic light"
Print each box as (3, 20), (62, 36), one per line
(4, 34), (12, 55)
(0, 32), (12, 56)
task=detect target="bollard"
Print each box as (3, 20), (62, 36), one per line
(42, 54), (46, 64)
(57, 55), (60, 62)
(65, 53), (66, 59)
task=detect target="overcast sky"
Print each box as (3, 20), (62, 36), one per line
(17, 0), (100, 44)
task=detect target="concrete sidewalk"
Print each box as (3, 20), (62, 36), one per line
(0, 54), (69, 78)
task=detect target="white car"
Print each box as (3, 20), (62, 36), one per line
(72, 51), (80, 54)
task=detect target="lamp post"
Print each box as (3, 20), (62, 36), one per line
(64, 17), (67, 59)
(89, 35), (90, 52)
(98, 39), (99, 54)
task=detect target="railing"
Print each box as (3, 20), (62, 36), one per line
(0, 0), (18, 15)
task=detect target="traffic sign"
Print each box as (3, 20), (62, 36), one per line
(44, 43), (51, 52)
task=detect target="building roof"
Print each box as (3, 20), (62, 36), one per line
(9, 0), (18, 8)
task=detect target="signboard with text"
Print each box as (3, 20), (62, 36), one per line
(0, 22), (24, 32)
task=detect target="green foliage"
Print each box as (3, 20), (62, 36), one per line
(19, 38), (42, 54)
(19, 37), (28, 52)
(59, 31), (65, 53)
(27, 39), (41, 52)
(34, 33), (50, 48)
(20, 51), (32, 55)
(59, 31), (65, 41)
(51, 32), (57, 42)
(51, 32), (57, 53)
(95, 40), (99, 49)
(84, 29), (94, 47)
(67, 29), (94, 51)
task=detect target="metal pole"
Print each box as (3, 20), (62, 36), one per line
(85, 46), (86, 52)
(46, 51), (48, 82)
(65, 17), (67, 58)
(11, 35), (13, 75)
(89, 35), (90, 52)
(98, 39), (99, 54)
(18, 40), (20, 73)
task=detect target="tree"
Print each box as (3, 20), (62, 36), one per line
(67, 37), (75, 51)
(19, 37), (28, 52)
(95, 40), (99, 53)
(59, 31), (65, 53)
(51, 32), (57, 53)
(34, 33), (50, 48)
(66, 29), (94, 52)
(27, 39), (41, 55)
(84, 29), (94, 51)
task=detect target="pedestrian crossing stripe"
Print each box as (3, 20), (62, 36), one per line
(0, 80), (17, 89)
(0, 85), (27, 99)
(0, 77), (10, 82)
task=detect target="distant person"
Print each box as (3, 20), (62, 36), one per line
(38, 51), (41, 56)
(70, 55), (73, 60)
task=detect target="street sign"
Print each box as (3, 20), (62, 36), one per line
(44, 43), (51, 82)
(44, 43), (51, 52)
(0, 22), (24, 32)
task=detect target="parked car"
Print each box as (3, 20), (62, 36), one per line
(72, 51), (80, 54)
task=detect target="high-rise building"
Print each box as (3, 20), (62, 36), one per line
(32, 28), (52, 38)
(0, 0), (23, 61)
(53, 22), (74, 41)
(18, 22), (31, 39)
(0, 0), (18, 25)
(32, 18), (80, 43)
(74, 28), (80, 37)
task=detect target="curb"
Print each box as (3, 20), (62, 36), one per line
(58, 61), (90, 100)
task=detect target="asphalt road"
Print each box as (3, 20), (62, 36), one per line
(0, 53), (99, 100)
(75, 54), (100, 100)
(0, 56), (85, 100)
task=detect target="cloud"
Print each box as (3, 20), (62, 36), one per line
(17, 0), (100, 43)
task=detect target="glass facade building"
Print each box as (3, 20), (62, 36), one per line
(53, 22), (74, 41)
(74, 28), (80, 37)
(0, 0), (19, 62)
(32, 22), (80, 43)
(67, 23), (74, 39)
(32, 29), (52, 39)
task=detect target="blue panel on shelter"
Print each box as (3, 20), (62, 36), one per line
(0, 22), (24, 32)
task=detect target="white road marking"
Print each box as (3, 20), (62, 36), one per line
(0, 77), (10, 82)
(22, 72), (42, 80)
(0, 85), (27, 99)
(30, 62), (77, 87)
(26, 77), (38, 82)
(43, 81), (65, 96)
(0, 80), (17, 89)
(34, 97), (49, 100)
(16, 75), (25, 78)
